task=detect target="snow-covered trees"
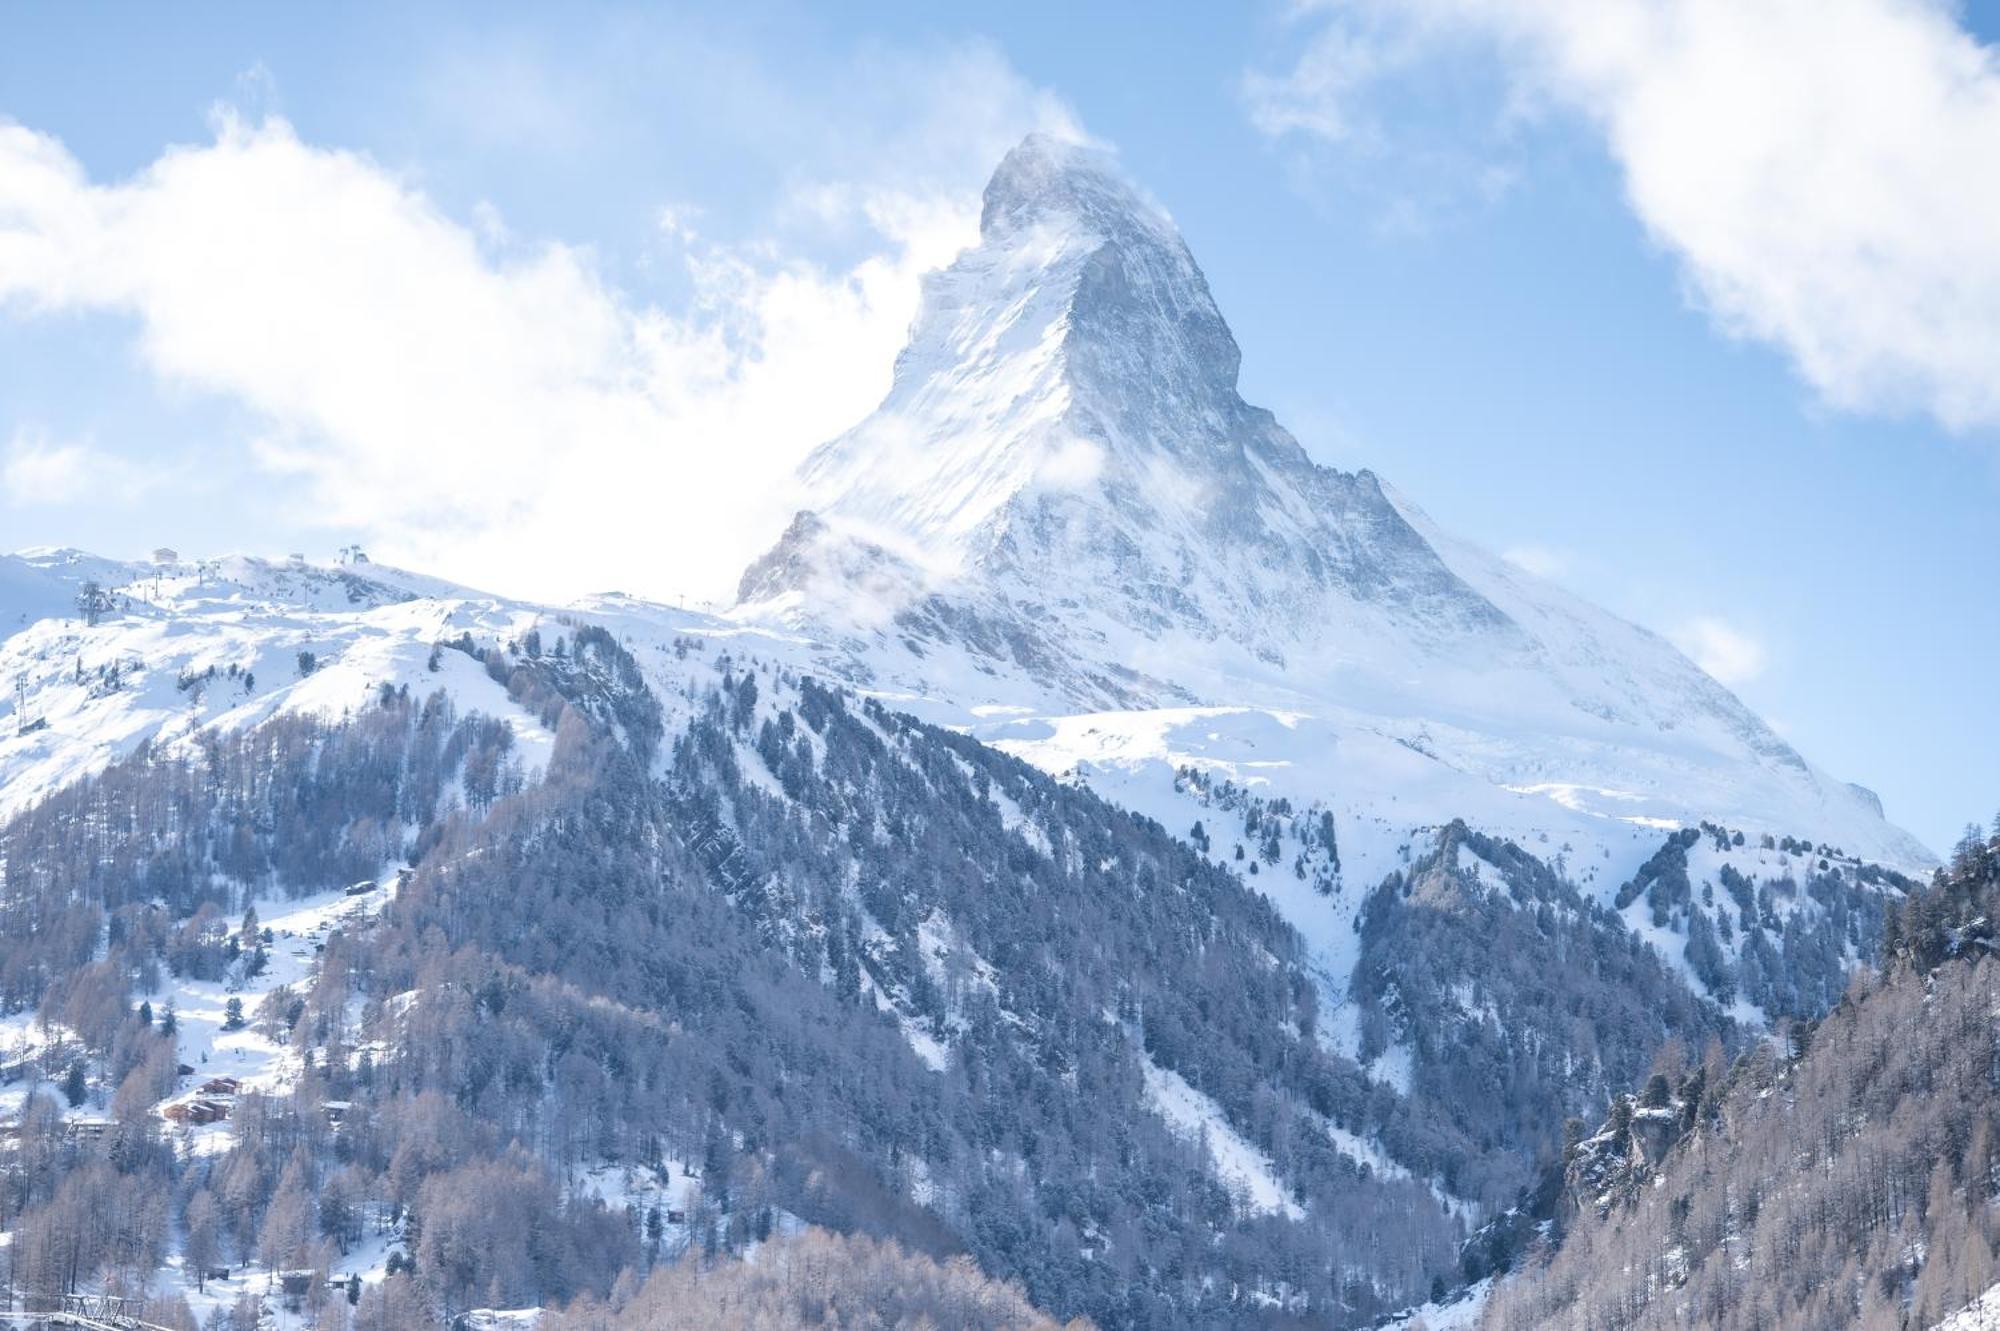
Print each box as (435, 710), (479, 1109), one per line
(0, 695), (518, 1012)
(72, 579), (114, 627)
(182, 1189), (221, 1292)
(257, 1147), (317, 1272)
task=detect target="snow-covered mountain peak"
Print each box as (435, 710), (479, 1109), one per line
(753, 134), (1510, 679)
(979, 133), (1168, 242)
(977, 134), (1245, 415)
(734, 136), (1933, 873)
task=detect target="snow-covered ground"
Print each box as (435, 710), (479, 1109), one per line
(163, 1206), (407, 1331)
(1140, 1058), (1301, 1220)
(0, 550), (561, 822)
(972, 703), (1651, 1007)
(1382, 1276), (1493, 1331)
(1942, 1283), (2000, 1330)
(574, 1159), (701, 1233)
(145, 877), (405, 1326)
(0, 877), (388, 1148)
(0, 1010), (89, 1128)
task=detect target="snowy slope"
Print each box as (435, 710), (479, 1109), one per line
(0, 547), (149, 633)
(1940, 1283), (2000, 1330)
(0, 549), (847, 843)
(1141, 1058), (1302, 1219)
(0, 554), (564, 817)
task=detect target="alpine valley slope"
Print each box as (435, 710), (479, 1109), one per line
(0, 547), (1538, 1326)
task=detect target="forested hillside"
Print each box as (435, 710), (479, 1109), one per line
(1350, 821), (1734, 1200)
(1482, 821), (2000, 1331)
(0, 628), (1518, 1328)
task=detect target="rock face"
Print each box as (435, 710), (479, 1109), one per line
(737, 133), (1932, 873)
(744, 135), (1513, 677)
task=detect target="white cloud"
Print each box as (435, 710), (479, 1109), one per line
(1033, 437), (1107, 492)
(0, 49), (1075, 603)
(1251, 0), (2000, 432)
(1245, 17), (1405, 143)
(1501, 543), (1571, 580)
(1, 430), (152, 507)
(1671, 615), (1768, 686)
(1243, 7), (1522, 232)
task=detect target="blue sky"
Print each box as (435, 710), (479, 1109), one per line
(2, 1), (1997, 853)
